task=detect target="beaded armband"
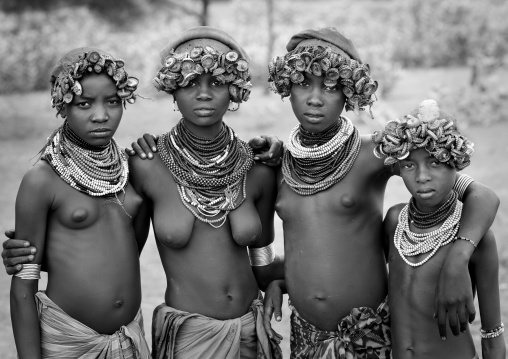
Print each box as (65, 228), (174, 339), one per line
(14, 264), (41, 280)
(248, 243), (275, 266)
(453, 174), (474, 201)
(481, 323), (504, 339)
(454, 235), (477, 249)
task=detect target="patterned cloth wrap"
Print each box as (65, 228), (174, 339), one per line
(151, 298), (282, 359)
(50, 47), (139, 118)
(34, 291), (150, 359)
(289, 297), (391, 359)
(372, 99), (474, 170)
(154, 26), (252, 104)
(268, 27), (378, 114)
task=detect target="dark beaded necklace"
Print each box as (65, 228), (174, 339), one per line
(158, 119), (254, 227)
(299, 120), (341, 147)
(42, 122), (128, 198)
(408, 190), (458, 229)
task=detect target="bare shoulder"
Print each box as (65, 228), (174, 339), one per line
(20, 160), (58, 192)
(385, 203), (406, 233)
(359, 134), (385, 171)
(248, 162), (276, 193)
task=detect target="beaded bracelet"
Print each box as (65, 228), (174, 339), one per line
(481, 323), (504, 339)
(248, 243), (275, 266)
(453, 174), (474, 201)
(13, 264), (41, 280)
(454, 235), (477, 249)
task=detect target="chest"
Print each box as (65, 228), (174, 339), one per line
(149, 164), (262, 249)
(52, 182), (141, 229)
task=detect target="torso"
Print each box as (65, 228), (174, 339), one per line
(132, 152), (269, 320)
(39, 161), (143, 334)
(387, 205), (476, 359)
(276, 135), (390, 330)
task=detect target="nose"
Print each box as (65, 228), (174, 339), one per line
(416, 166), (431, 183)
(197, 82), (212, 101)
(306, 85), (324, 107)
(91, 105), (109, 123)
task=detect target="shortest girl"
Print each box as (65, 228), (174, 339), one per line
(378, 99), (505, 359)
(10, 47), (150, 358)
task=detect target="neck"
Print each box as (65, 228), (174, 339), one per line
(181, 118), (224, 139)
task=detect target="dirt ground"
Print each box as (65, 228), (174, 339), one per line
(0, 68), (506, 357)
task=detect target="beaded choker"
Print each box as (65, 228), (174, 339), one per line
(157, 120), (254, 228)
(282, 117), (361, 195)
(394, 199), (462, 267)
(409, 191), (458, 228)
(42, 122), (129, 197)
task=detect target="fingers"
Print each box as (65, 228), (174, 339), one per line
(142, 133), (158, 153)
(129, 134), (158, 160)
(436, 306), (448, 340)
(3, 239), (30, 250)
(467, 298), (476, 324)
(6, 264), (23, 275)
(4, 229), (15, 239)
(448, 309), (460, 336)
(248, 136), (267, 150)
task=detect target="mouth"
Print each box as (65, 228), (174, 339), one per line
(89, 128), (112, 136)
(194, 107), (215, 116)
(303, 111), (325, 122)
(416, 188), (435, 199)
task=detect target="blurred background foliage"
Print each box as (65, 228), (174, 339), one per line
(0, 0), (507, 124)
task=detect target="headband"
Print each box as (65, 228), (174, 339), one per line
(268, 27), (377, 113)
(154, 26), (252, 103)
(50, 47), (138, 118)
(372, 99), (474, 170)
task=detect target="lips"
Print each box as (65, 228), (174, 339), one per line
(416, 188), (435, 199)
(304, 111), (324, 118)
(89, 128), (112, 137)
(194, 107), (215, 116)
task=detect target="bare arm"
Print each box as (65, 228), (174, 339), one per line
(11, 167), (53, 358)
(248, 164), (284, 291)
(470, 231), (506, 359)
(435, 176), (500, 338)
(128, 156), (153, 254)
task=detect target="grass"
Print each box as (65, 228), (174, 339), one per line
(0, 67), (506, 358)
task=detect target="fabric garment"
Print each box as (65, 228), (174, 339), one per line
(151, 298), (282, 359)
(289, 297), (391, 359)
(34, 291), (150, 359)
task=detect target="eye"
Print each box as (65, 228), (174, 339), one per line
(324, 85), (338, 91)
(76, 101), (91, 108)
(107, 98), (121, 106)
(430, 160), (442, 167)
(211, 79), (223, 86)
(296, 81), (309, 87)
(400, 162), (414, 170)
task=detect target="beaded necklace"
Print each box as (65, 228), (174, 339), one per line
(408, 191), (458, 228)
(282, 117), (361, 195)
(394, 199), (462, 267)
(158, 119), (254, 228)
(42, 122), (129, 198)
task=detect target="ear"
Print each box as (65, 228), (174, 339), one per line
(59, 105), (67, 119)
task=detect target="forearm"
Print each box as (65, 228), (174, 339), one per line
(11, 278), (41, 358)
(445, 178), (500, 264)
(482, 336), (506, 359)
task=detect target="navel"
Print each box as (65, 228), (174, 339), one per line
(114, 299), (124, 308)
(71, 208), (88, 222)
(340, 194), (355, 208)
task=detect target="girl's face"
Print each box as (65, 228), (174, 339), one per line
(399, 148), (456, 212)
(174, 73), (230, 137)
(64, 73), (122, 146)
(289, 72), (346, 133)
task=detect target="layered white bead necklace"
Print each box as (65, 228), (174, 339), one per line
(282, 116), (361, 195)
(42, 122), (129, 198)
(394, 199), (462, 267)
